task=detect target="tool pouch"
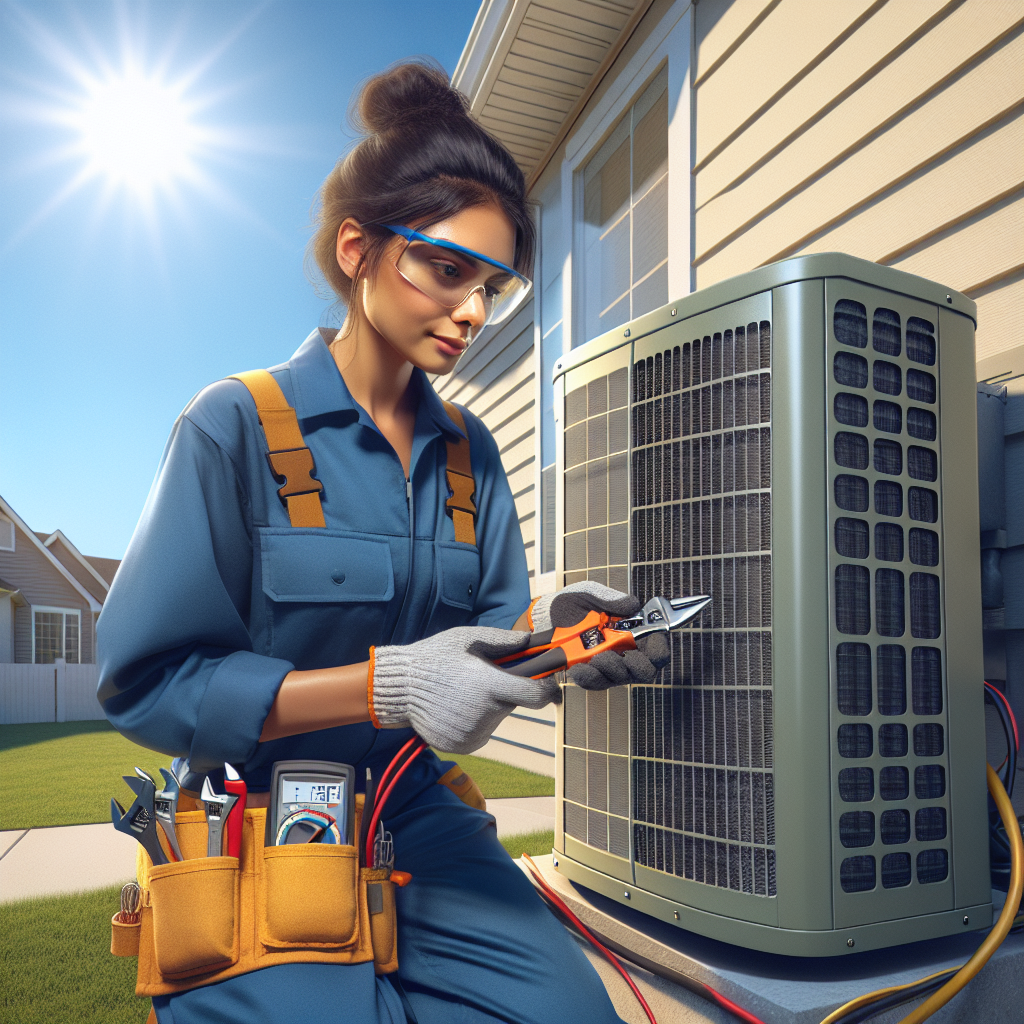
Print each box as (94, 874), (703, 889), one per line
(111, 795), (401, 995)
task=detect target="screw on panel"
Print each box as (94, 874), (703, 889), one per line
(623, 891), (631, 899)
(963, 916), (969, 925)
(673, 911), (680, 920)
(624, 329), (631, 337)
(847, 939), (855, 947)
(671, 309), (677, 316)
(946, 295), (953, 304)
(553, 857), (558, 867)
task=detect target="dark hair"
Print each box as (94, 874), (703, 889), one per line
(310, 60), (534, 302)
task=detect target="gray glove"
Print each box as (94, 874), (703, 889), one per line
(371, 626), (556, 754)
(530, 581), (670, 690)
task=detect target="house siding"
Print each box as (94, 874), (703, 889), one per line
(434, 301), (538, 577)
(0, 531), (96, 663)
(47, 538), (108, 603)
(692, 0), (1024, 364)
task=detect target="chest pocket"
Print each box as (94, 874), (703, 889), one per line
(261, 531), (394, 603)
(427, 542), (481, 634)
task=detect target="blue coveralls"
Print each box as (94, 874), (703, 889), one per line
(97, 330), (623, 1024)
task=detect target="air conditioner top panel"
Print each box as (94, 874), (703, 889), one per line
(553, 252), (977, 384)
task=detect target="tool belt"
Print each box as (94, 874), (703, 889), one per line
(110, 794), (399, 996)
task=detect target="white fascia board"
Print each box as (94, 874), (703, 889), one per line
(453, 0), (518, 103)
(42, 529), (110, 594)
(0, 496), (103, 613)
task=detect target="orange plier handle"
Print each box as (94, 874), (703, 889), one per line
(495, 609), (637, 680)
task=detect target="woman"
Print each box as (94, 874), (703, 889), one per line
(98, 62), (663, 1024)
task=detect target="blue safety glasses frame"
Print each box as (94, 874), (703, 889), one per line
(382, 224), (532, 328)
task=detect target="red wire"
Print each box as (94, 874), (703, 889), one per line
(986, 681), (1019, 751)
(373, 735), (422, 804)
(521, 854), (658, 1024)
(365, 738), (427, 865)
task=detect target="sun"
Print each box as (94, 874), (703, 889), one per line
(77, 69), (199, 194)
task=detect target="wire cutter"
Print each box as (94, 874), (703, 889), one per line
(497, 594), (711, 680)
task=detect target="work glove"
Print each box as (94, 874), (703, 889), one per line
(528, 580), (671, 690)
(369, 626), (553, 754)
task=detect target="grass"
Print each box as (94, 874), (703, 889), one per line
(433, 749), (554, 798)
(499, 829), (555, 859)
(0, 724), (552, 831)
(0, 722), (173, 831)
(0, 883), (150, 1024)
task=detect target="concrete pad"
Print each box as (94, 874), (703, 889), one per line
(517, 855), (1022, 1024)
(0, 829), (28, 860)
(0, 823), (137, 903)
(488, 796), (555, 838)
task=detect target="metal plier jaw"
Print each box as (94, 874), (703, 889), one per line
(111, 775), (169, 866)
(154, 767), (184, 862)
(610, 595), (711, 640)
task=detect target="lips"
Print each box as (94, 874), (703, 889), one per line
(431, 334), (467, 356)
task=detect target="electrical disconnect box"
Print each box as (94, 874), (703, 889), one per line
(553, 253), (991, 956)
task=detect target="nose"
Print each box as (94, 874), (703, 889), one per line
(451, 286), (488, 332)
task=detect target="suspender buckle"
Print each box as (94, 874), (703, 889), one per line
(266, 448), (324, 503)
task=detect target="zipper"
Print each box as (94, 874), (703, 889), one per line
(386, 475), (415, 645)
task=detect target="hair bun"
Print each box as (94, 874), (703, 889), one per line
(357, 61), (468, 135)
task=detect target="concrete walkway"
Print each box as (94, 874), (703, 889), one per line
(0, 796), (555, 903)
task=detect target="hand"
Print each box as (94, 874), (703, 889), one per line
(369, 626), (556, 754)
(530, 581), (670, 690)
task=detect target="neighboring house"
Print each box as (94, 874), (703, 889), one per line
(445, 0), (1023, 705)
(0, 496), (118, 664)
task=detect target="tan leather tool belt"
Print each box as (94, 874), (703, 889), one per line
(111, 795), (398, 996)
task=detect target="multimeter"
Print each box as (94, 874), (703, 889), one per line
(266, 760), (356, 847)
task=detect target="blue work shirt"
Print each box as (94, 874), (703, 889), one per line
(97, 329), (530, 788)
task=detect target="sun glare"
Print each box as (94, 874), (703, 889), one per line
(79, 71), (198, 193)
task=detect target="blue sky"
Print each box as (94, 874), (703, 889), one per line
(0, 0), (480, 559)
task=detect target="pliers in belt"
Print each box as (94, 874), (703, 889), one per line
(497, 594), (711, 680)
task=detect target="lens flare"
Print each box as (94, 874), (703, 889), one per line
(79, 70), (198, 193)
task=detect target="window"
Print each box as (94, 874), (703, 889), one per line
(580, 67), (668, 345)
(33, 608), (80, 664)
(0, 514), (14, 551)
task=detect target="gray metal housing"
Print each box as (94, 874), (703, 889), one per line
(552, 253), (990, 956)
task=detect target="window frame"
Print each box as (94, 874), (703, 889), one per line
(31, 605), (81, 665)
(0, 514), (14, 552)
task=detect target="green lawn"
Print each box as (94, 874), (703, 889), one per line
(0, 724), (553, 831)
(0, 883), (149, 1024)
(0, 722), (173, 831)
(499, 829), (554, 859)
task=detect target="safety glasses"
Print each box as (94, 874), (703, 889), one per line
(382, 224), (531, 327)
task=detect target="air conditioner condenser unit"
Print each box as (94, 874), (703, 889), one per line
(552, 253), (990, 956)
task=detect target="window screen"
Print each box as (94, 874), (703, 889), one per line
(581, 69), (667, 344)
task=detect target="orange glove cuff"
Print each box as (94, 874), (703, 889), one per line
(367, 647), (382, 729)
(526, 597), (540, 631)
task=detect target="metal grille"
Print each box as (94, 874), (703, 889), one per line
(629, 321), (776, 897)
(562, 366), (631, 857)
(827, 295), (950, 905)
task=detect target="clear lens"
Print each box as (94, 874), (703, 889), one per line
(396, 240), (528, 325)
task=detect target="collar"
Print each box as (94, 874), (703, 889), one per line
(285, 329), (467, 441)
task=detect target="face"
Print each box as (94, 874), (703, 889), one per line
(337, 203), (517, 375)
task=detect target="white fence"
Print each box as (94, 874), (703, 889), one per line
(0, 660), (105, 724)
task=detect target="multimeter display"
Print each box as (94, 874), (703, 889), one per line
(267, 761), (355, 847)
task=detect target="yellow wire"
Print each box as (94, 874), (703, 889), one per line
(897, 764), (1023, 1024)
(818, 968), (956, 1024)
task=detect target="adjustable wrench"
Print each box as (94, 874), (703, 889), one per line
(111, 777), (168, 866)
(154, 767), (184, 862)
(201, 776), (238, 858)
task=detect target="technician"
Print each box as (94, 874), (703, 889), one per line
(98, 61), (664, 1024)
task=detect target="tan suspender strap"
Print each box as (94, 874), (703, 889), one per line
(441, 401), (476, 546)
(229, 370), (325, 529)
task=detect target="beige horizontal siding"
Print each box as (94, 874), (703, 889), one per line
(971, 272), (1024, 364)
(694, 0), (778, 85)
(691, 2), (1024, 344)
(695, 14), (1024, 278)
(695, 0), (954, 207)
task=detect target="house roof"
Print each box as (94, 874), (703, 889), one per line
(453, 0), (655, 184)
(39, 529), (111, 596)
(85, 556), (119, 587)
(0, 497), (103, 613)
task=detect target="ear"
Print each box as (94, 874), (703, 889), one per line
(336, 218), (365, 280)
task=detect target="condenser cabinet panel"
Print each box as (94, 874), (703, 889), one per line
(553, 253), (990, 956)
